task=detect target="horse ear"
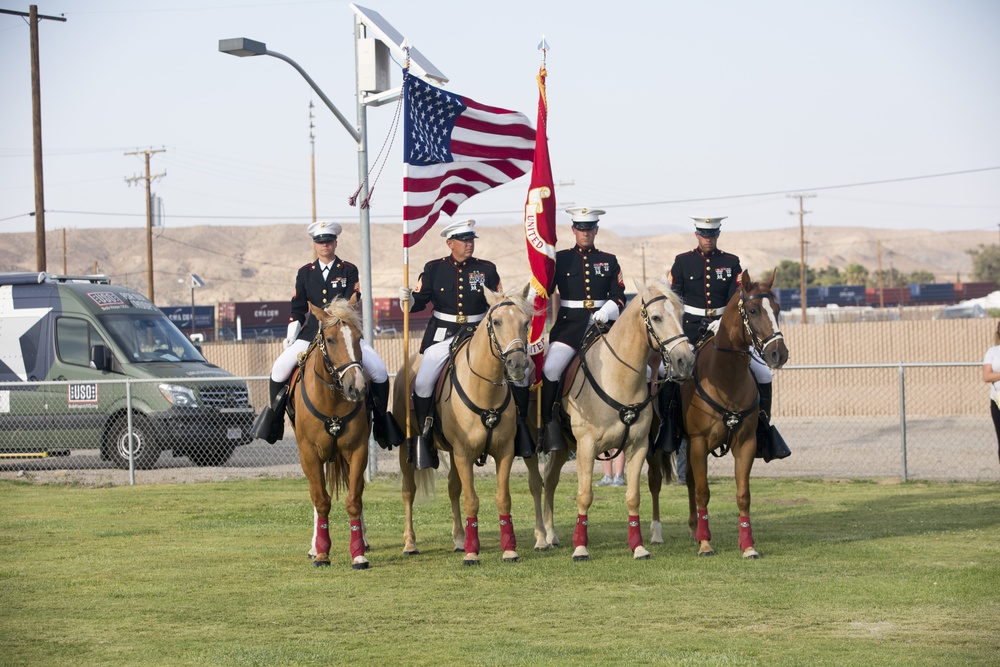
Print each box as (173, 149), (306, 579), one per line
(308, 302), (326, 322)
(521, 281), (532, 301)
(632, 277), (648, 295)
(484, 286), (501, 306)
(762, 268), (777, 290)
(739, 269), (752, 289)
(348, 292), (360, 307)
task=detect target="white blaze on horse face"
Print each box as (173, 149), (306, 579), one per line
(339, 324), (359, 363)
(762, 298), (781, 335)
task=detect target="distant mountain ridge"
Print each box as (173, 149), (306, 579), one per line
(0, 225), (990, 308)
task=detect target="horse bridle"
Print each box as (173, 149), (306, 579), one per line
(296, 320), (365, 442)
(314, 322), (365, 392)
(466, 300), (529, 387)
(444, 300), (525, 466)
(641, 294), (691, 381)
(737, 289), (785, 357)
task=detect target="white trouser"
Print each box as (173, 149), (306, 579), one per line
(270, 337), (387, 384)
(414, 336), (533, 397)
(542, 341), (577, 382)
(414, 338), (453, 398)
(750, 348), (772, 384)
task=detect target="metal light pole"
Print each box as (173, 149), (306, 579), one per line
(219, 37), (375, 342)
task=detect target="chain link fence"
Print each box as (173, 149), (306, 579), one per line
(1, 361), (997, 484)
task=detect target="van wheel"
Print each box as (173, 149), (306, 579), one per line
(107, 415), (161, 470)
(188, 443), (237, 467)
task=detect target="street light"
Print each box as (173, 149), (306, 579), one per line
(189, 274), (204, 339)
(218, 36), (373, 341)
(219, 6), (447, 345)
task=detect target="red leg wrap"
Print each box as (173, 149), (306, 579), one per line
(465, 517), (480, 555)
(573, 514), (589, 548)
(628, 515), (643, 552)
(349, 519), (365, 560)
(696, 508), (711, 543)
(499, 514), (516, 552)
(738, 515), (754, 551)
(315, 515), (331, 556)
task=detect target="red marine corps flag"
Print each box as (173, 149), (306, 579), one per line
(523, 47), (557, 388)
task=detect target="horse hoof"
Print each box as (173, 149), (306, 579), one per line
(454, 547), (464, 553)
(502, 550), (520, 563)
(697, 549), (715, 557)
(352, 557), (370, 570)
(403, 549), (420, 557)
(312, 559), (331, 567)
(462, 556), (480, 566)
(572, 546), (590, 561)
(633, 546), (652, 560)
(743, 548), (760, 560)
(572, 554), (590, 562)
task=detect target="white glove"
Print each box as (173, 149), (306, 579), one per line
(592, 300), (619, 324)
(707, 319), (720, 335)
(283, 321), (301, 348)
(398, 286), (414, 311)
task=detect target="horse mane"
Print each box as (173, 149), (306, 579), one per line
(321, 297), (363, 330)
(495, 284), (540, 319)
(627, 277), (683, 313)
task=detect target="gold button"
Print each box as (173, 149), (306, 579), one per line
(585, 278), (590, 283)
(459, 278), (464, 282)
(585, 271), (590, 275)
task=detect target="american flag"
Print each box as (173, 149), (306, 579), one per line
(402, 72), (536, 248)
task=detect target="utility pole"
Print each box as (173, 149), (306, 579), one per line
(309, 101), (318, 261)
(125, 148), (166, 301)
(788, 193), (815, 325)
(634, 241), (650, 283)
(1, 6), (67, 270)
(877, 240), (885, 309)
(61, 227), (66, 274)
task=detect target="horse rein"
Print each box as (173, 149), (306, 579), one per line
(297, 323), (366, 443)
(466, 300), (528, 387)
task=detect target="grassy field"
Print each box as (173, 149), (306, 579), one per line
(1, 473), (998, 666)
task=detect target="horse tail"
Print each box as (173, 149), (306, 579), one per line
(414, 467), (436, 502)
(326, 452), (348, 501)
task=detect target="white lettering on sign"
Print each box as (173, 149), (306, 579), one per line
(254, 308), (279, 319)
(68, 383), (99, 404)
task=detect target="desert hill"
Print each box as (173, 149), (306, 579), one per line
(0, 224), (991, 307)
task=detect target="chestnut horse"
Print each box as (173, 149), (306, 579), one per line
(681, 270), (788, 558)
(524, 279), (694, 560)
(391, 284), (534, 565)
(290, 299), (371, 569)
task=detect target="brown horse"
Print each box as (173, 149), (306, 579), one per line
(524, 279), (694, 560)
(290, 299), (371, 569)
(681, 269), (788, 558)
(391, 284), (534, 565)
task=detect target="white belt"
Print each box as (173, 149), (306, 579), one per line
(433, 311), (485, 324)
(684, 305), (726, 317)
(561, 299), (607, 309)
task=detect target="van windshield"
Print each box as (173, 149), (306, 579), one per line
(99, 313), (207, 362)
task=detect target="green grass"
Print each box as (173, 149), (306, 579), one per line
(1, 475), (998, 666)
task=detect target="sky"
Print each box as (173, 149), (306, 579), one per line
(1, 0), (999, 240)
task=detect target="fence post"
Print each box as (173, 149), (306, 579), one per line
(126, 379), (136, 486)
(898, 363), (908, 482)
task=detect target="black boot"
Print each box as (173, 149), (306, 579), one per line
(511, 385), (535, 459)
(756, 382), (791, 462)
(252, 378), (288, 444)
(371, 380), (405, 450)
(539, 377), (566, 453)
(652, 382), (682, 454)
(409, 393), (439, 470)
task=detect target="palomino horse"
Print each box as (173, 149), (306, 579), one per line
(681, 269), (788, 559)
(290, 299), (371, 569)
(524, 279), (694, 560)
(391, 284), (534, 565)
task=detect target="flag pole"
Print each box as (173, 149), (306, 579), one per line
(401, 49), (412, 444)
(533, 36), (550, 439)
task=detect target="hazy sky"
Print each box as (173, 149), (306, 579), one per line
(2, 0), (998, 240)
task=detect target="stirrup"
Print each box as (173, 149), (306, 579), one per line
(542, 419), (567, 453)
